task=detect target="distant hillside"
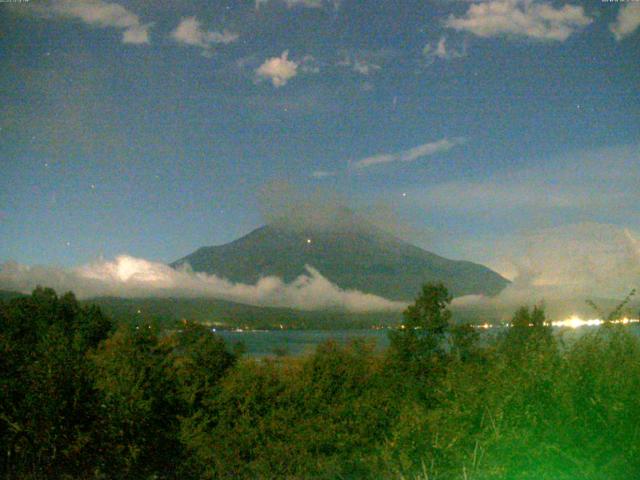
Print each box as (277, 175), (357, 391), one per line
(0, 288), (401, 330)
(172, 215), (509, 301)
(0, 290), (27, 301)
(4, 288), (636, 331)
(86, 296), (403, 330)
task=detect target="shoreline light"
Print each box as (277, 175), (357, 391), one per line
(552, 315), (640, 329)
(468, 316), (640, 330)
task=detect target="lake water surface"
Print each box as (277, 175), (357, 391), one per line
(218, 325), (640, 357)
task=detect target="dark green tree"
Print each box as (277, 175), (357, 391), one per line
(389, 283), (452, 360)
(169, 320), (237, 413)
(503, 304), (553, 352)
(89, 322), (183, 478)
(0, 287), (112, 478)
(388, 282), (453, 381)
(450, 323), (480, 361)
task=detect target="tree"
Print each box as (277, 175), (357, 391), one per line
(0, 288), (112, 478)
(89, 323), (183, 478)
(388, 283), (453, 374)
(89, 320), (239, 478)
(503, 304), (553, 352)
(169, 320), (237, 412)
(450, 323), (480, 361)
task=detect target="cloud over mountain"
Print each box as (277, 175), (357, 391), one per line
(0, 256), (404, 313)
(451, 223), (640, 320)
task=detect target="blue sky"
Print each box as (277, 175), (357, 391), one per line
(1, 0), (639, 274)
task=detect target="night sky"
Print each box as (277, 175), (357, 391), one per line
(1, 0), (639, 279)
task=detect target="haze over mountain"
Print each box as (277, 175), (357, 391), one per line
(172, 208), (509, 301)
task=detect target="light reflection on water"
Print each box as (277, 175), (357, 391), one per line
(552, 316), (639, 329)
(217, 320), (640, 357)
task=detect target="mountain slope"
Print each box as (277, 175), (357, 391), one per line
(172, 219), (509, 301)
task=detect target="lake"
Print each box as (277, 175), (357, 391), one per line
(218, 324), (640, 357)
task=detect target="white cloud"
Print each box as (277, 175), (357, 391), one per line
(255, 0), (340, 9)
(255, 51), (299, 87)
(445, 0), (592, 41)
(337, 52), (382, 76)
(311, 170), (336, 178)
(352, 59), (381, 75)
(49, 0), (151, 44)
(423, 36), (466, 62)
(336, 49), (398, 76)
(171, 16), (239, 54)
(419, 179), (593, 212)
(499, 223), (640, 288)
(610, 3), (640, 41)
(353, 137), (465, 169)
(450, 223), (640, 321)
(0, 256), (404, 313)
(515, 224), (640, 295)
(396, 144), (640, 304)
(122, 25), (150, 45)
(406, 144), (640, 214)
(208, 30), (239, 44)
(300, 54), (321, 74)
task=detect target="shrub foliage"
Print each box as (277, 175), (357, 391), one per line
(1, 285), (640, 479)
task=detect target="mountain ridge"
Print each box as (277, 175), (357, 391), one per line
(171, 220), (509, 301)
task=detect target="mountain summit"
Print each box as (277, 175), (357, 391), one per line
(172, 214), (509, 301)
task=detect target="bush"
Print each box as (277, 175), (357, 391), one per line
(3, 287), (640, 479)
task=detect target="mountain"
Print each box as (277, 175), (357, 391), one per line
(172, 213), (509, 301)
